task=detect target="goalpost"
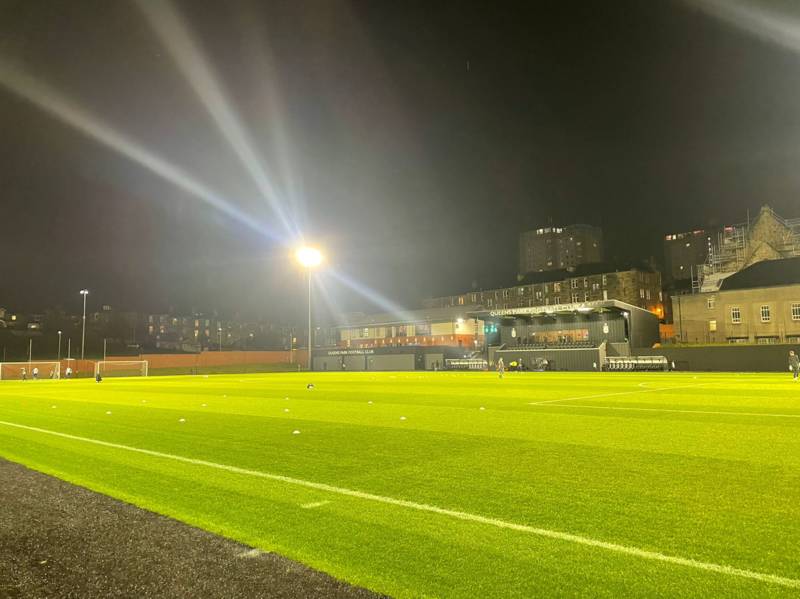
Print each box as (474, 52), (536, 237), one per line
(0, 361), (61, 380)
(94, 360), (149, 378)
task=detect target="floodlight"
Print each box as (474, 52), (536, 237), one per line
(295, 246), (323, 269)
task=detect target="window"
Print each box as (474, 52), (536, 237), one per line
(792, 303), (800, 321)
(731, 307), (741, 324)
(645, 289), (651, 300)
(517, 287), (525, 296)
(760, 305), (771, 322)
(535, 289), (543, 300)
(707, 296), (715, 309)
(571, 279), (579, 289)
(601, 275), (607, 286)
(584, 292), (590, 302)
(592, 282), (600, 291)
(457, 296), (465, 305)
(503, 289), (510, 298)
(572, 293), (579, 303)
(470, 293), (478, 303)
(757, 336), (778, 344)
(708, 320), (717, 332)
(554, 282), (562, 292)
(554, 296), (561, 305)
(363, 328), (369, 338)
(583, 277), (588, 288)
(639, 289), (645, 299)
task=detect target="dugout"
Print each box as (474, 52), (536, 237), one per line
(484, 300), (659, 371)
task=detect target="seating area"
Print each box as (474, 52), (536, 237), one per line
(514, 340), (596, 350)
(604, 356), (669, 371)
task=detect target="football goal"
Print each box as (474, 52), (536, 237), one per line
(94, 360), (149, 378)
(0, 361), (61, 380)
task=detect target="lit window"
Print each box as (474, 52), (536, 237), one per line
(572, 293), (579, 303)
(731, 307), (741, 324)
(761, 305), (771, 322)
(639, 289), (645, 299)
(709, 320), (717, 332)
(517, 287), (525, 296)
(601, 275), (607, 286)
(554, 282), (561, 292)
(792, 303), (800, 321)
(458, 296), (465, 305)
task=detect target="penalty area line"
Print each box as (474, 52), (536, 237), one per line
(0, 419), (798, 589)
(530, 382), (713, 405)
(534, 403), (800, 418)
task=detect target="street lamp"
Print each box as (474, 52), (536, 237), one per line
(57, 330), (62, 362)
(79, 289), (89, 360)
(294, 246), (324, 371)
(218, 327), (223, 352)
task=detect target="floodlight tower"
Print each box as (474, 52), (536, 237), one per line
(295, 246), (324, 371)
(79, 289), (89, 360)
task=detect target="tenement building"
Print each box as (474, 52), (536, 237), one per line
(671, 257), (800, 344)
(518, 224), (603, 275)
(423, 263), (664, 318)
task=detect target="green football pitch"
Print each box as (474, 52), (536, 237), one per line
(1, 371), (799, 597)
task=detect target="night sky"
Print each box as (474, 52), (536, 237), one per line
(2, 0), (800, 322)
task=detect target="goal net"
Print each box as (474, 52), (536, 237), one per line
(95, 360), (149, 378)
(0, 361), (61, 380)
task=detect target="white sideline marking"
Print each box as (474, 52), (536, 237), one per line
(301, 500), (330, 509)
(238, 548), (263, 558)
(0, 420), (798, 589)
(535, 404), (800, 419)
(530, 383), (711, 405)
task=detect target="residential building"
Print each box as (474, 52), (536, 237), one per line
(671, 257), (800, 344)
(518, 224), (603, 275)
(423, 263), (664, 318)
(663, 229), (715, 283)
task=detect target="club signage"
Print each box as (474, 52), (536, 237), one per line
(489, 300), (608, 317)
(326, 349), (375, 356)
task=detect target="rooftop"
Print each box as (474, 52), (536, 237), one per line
(719, 257), (800, 291)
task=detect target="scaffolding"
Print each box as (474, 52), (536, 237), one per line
(692, 223), (748, 293)
(691, 206), (800, 293)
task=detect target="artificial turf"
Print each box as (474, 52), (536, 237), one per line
(1, 371), (799, 597)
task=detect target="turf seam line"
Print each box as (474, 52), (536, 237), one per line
(1, 419), (798, 590)
(530, 382), (713, 405)
(534, 404), (800, 418)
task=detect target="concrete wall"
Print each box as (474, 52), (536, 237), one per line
(367, 354), (415, 371)
(496, 347), (600, 371)
(637, 344), (800, 372)
(425, 353), (445, 370)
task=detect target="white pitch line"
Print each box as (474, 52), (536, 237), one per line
(530, 383), (712, 405)
(301, 500), (330, 509)
(0, 419), (798, 589)
(534, 403), (800, 419)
